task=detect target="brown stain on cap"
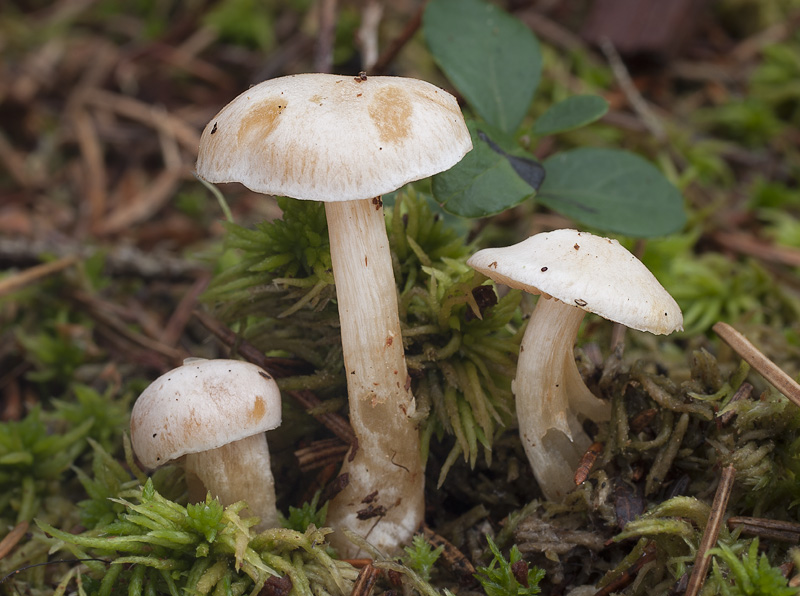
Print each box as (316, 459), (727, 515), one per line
(238, 98), (287, 145)
(368, 86), (412, 145)
(250, 395), (266, 422)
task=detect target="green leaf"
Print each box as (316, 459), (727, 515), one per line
(537, 148), (686, 237)
(423, 0), (541, 133)
(533, 95), (609, 136)
(432, 120), (536, 218)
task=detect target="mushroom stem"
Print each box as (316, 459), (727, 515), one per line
(514, 296), (611, 501)
(183, 433), (278, 530)
(324, 198), (423, 555)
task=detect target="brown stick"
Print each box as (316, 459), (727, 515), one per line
(598, 36), (665, 141)
(72, 290), (187, 364)
(191, 308), (308, 379)
(593, 542), (657, 596)
(81, 89), (201, 154)
(713, 231), (800, 268)
(314, 0), (338, 74)
(71, 105), (107, 232)
(0, 521), (29, 560)
(295, 438), (351, 472)
(0, 255), (80, 298)
(97, 168), (186, 235)
(685, 465), (736, 596)
(713, 322), (800, 409)
(351, 562), (380, 596)
(728, 516), (800, 543)
(372, 1), (427, 75)
(421, 524), (477, 585)
(716, 382), (753, 426)
(160, 272), (211, 348)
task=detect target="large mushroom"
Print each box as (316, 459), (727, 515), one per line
(468, 229), (683, 501)
(195, 73), (472, 553)
(130, 359), (282, 530)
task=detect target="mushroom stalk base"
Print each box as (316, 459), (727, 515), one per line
(324, 199), (423, 556)
(514, 296), (610, 502)
(184, 433), (278, 531)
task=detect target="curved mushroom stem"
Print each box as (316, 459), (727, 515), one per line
(324, 198), (424, 556)
(514, 296), (611, 501)
(183, 433), (278, 531)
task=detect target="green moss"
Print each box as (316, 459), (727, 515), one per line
(709, 539), (797, 596)
(39, 478), (358, 596)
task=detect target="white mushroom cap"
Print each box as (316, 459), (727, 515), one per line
(467, 229), (683, 335)
(195, 73), (472, 202)
(130, 359), (282, 469)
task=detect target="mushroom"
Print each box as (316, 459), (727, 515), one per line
(130, 358), (282, 530)
(195, 73), (472, 554)
(467, 229), (683, 501)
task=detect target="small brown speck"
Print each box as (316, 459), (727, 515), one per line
(386, 336), (393, 347)
(355, 71), (368, 82)
(372, 196), (383, 209)
(574, 243), (580, 250)
(357, 93), (362, 97)
(210, 122), (218, 134)
(489, 261), (498, 268)
(541, 266), (548, 272)
(365, 256), (368, 266)
(575, 298), (587, 307)
(258, 370), (272, 380)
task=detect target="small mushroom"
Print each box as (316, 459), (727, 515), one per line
(196, 73), (471, 554)
(468, 229), (682, 501)
(130, 359), (282, 530)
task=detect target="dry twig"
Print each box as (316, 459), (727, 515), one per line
(598, 37), (666, 141)
(728, 516), (800, 543)
(295, 438), (350, 472)
(314, 0), (338, 74)
(372, 2), (427, 75)
(358, 0), (383, 72)
(716, 382), (753, 426)
(713, 322), (800, 409)
(0, 255), (80, 298)
(351, 562), (380, 596)
(685, 465), (736, 596)
(0, 521), (29, 561)
(594, 542), (657, 596)
(421, 524), (477, 585)
(713, 232), (800, 268)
